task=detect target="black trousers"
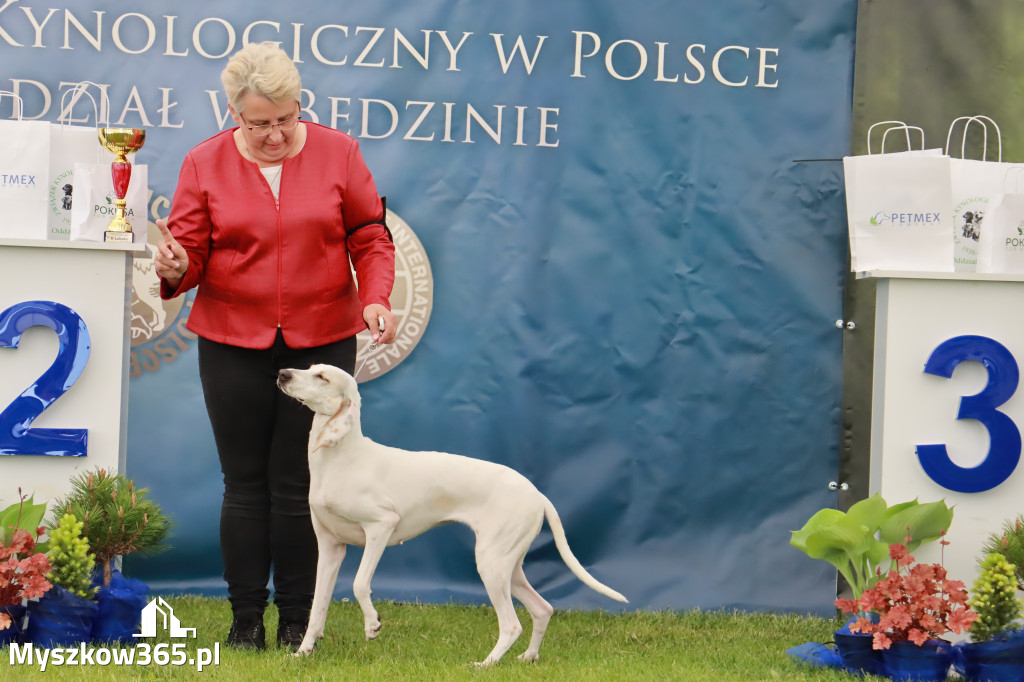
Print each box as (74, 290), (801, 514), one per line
(197, 330), (356, 620)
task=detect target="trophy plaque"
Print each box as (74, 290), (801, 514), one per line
(97, 127), (145, 243)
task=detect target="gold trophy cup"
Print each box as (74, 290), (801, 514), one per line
(98, 127), (146, 243)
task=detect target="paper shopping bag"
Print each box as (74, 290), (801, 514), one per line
(69, 161), (147, 243)
(0, 118), (50, 240)
(946, 116), (1013, 271)
(47, 124), (105, 241)
(843, 150), (954, 273)
(977, 179), (1024, 274)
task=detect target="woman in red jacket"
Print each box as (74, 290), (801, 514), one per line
(153, 42), (396, 650)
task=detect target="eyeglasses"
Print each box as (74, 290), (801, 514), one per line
(239, 113), (301, 137)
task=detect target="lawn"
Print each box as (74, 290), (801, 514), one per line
(5, 597), (877, 681)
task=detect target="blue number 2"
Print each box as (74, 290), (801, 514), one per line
(917, 335), (1021, 493)
(0, 301), (90, 457)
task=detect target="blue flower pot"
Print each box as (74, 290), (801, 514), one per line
(91, 569), (149, 645)
(882, 639), (953, 682)
(834, 614), (884, 676)
(25, 585), (98, 648)
(955, 630), (1024, 682)
(835, 630), (884, 676)
(0, 604), (27, 647)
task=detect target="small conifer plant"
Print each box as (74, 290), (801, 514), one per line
(980, 514), (1024, 592)
(968, 552), (1024, 642)
(51, 469), (172, 585)
(46, 514), (98, 600)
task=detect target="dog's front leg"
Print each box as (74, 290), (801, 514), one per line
(296, 514), (348, 656)
(353, 514), (399, 641)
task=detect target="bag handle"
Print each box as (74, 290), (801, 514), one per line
(945, 115), (1002, 162)
(867, 120), (908, 154)
(1002, 166), (1024, 194)
(880, 125), (925, 154)
(0, 91), (25, 120)
(58, 81), (110, 127)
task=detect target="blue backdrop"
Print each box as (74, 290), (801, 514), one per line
(0, 0), (857, 614)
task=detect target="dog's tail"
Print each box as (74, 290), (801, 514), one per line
(542, 496), (628, 603)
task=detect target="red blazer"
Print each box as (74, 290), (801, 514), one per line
(161, 123), (395, 349)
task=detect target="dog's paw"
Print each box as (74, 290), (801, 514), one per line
(364, 617), (381, 641)
(293, 644), (314, 657)
(517, 651), (540, 663)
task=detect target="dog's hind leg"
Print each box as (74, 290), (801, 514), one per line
(298, 516), (347, 655)
(511, 560), (553, 663)
(474, 562), (521, 666)
(352, 514), (399, 641)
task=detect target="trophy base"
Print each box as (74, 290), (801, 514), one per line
(104, 230), (134, 244)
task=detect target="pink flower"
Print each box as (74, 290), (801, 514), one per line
(947, 607), (978, 634)
(908, 628), (930, 645)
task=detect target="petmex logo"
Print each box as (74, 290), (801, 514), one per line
(869, 210), (942, 226)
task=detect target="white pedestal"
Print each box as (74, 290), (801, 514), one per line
(0, 237), (141, 511)
(865, 269), (1024, 589)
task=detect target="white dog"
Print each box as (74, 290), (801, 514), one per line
(276, 364), (627, 665)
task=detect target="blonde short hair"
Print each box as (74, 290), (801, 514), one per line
(221, 41), (301, 113)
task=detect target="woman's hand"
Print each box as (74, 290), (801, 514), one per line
(154, 219), (189, 286)
(363, 304), (397, 344)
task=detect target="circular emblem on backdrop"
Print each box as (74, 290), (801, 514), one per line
(353, 209), (434, 383)
(131, 221), (186, 348)
(129, 210), (432, 382)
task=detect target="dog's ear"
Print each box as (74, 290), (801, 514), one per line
(315, 398), (352, 450)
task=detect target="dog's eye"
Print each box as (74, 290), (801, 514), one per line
(315, 372), (328, 382)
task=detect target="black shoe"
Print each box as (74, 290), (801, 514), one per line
(227, 613), (266, 650)
(276, 619), (308, 650)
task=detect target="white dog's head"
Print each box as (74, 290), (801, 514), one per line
(277, 364), (361, 449)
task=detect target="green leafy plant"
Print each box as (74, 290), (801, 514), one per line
(790, 494), (954, 599)
(836, 534), (976, 649)
(50, 469), (172, 586)
(980, 514), (1024, 592)
(0, 490), (53, 629)
(968, 552), (1024, 643)
(0, 488), (49, 550)
(46, 513), (98, 600)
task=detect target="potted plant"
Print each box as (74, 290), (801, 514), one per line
(26, 514), (98, 648)
(0, 490), (52, 647)
(49, 469), (169, 643)
(790, 494), (954, 675)
(50, 468), (172, 585)
(954, 552), (1024, 682)
(980, 514), (1024, 593)
(836, 534), (977, 682)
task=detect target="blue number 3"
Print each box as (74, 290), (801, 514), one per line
(0, 301), (90, 457)
(918, 335), (1021, 493)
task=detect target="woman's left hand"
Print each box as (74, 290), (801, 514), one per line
(363, 304), (397, 345)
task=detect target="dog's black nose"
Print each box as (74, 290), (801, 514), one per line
(278, 369), (293, 385)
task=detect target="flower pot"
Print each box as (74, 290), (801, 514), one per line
(955, 630), (1024, 682)
(25, 585), (98, 648)
(882, 639), (954, 682)
(91, 569), (149, 645)
(834, 616), (884, 676)
(0, 604), (27, 647)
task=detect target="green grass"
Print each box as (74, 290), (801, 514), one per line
(3, 597), (881, 681)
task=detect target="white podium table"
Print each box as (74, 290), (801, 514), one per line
(863, 269), (1024, 589)
(0, 237), (142, 511)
